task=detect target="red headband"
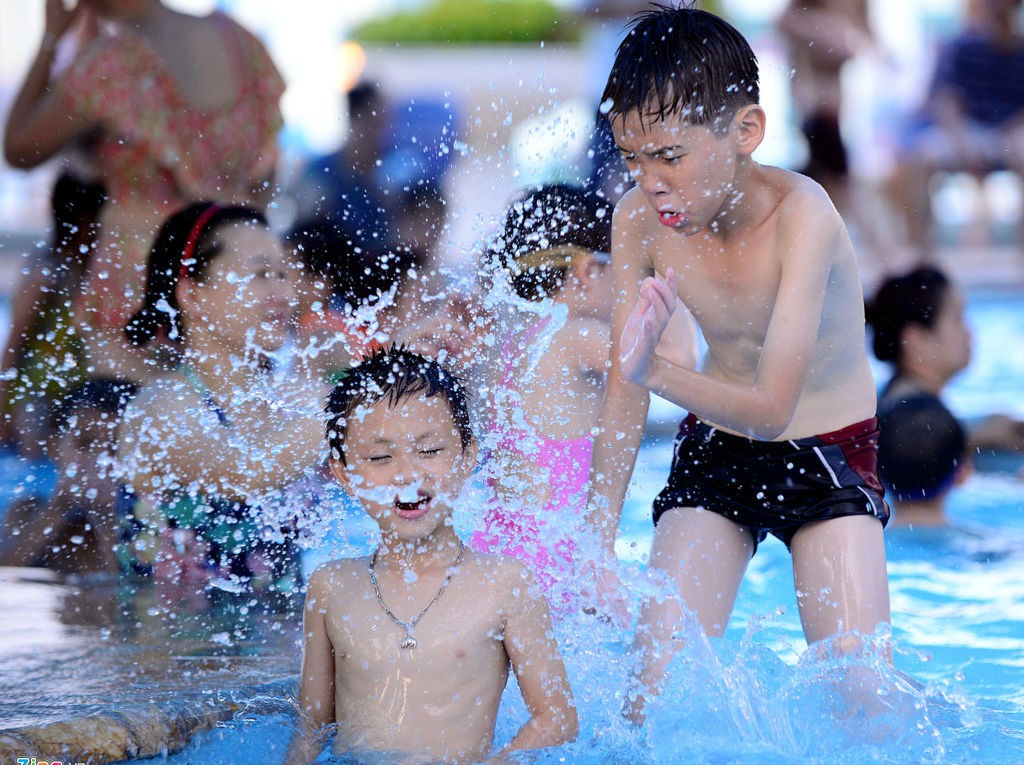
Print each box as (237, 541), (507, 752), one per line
(178, 204), (223, 282)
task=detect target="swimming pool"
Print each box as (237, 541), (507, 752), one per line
(0, 288), (1022, 764)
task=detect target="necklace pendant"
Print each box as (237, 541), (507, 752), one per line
(400, 634), (417, 649)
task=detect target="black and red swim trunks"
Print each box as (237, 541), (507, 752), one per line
(653, 414), (889, 550)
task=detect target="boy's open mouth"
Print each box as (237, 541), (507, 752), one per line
(658, 210), (686, 228)
(394, 494), (431, 519)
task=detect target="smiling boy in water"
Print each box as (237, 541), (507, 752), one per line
(582, 6), (892, 722)
(283, 346), (577, 765)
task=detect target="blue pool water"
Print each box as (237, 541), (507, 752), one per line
(0, 288), (1022, 764)
(137, 288), (1024, 764)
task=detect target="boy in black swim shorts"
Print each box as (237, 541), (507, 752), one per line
(583, 6), (894, 724)
(654, 414), (888, 550)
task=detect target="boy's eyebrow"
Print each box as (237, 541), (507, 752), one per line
(616, 142), (686, 155)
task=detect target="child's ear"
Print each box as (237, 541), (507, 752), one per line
(731, 104), (766, 157)
(328, 458), (351, 490)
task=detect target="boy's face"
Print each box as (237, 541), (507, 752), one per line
(331, 392), (476, 544)
(611, 110), (740, 235)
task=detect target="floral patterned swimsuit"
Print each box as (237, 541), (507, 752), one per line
(60, 12), (285, 328)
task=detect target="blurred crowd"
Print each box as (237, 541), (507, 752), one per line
(0, 0), (1022, 591)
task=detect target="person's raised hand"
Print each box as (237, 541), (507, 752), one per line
(619, 268), (677, 384)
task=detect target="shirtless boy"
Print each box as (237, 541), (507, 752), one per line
(283, 346), (577, 765)
(584, 6), (892, 721)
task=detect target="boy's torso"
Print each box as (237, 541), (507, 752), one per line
(623, 168), (876, 439)
(322, 556), (511, 761)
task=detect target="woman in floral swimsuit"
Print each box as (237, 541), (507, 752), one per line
(4, 0), (285, 383)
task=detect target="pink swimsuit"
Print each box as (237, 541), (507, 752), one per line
(470, 318), (594, 613)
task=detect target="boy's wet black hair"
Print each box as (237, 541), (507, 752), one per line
(878, 393), (967, 502)
(324, 346), (474, 464)
(601, 3), (760, 130)
(50, 377), (138, 435)
(486, 183), (612, 302)
(125, 202), (269, 347)
(865, 266), (951, 366)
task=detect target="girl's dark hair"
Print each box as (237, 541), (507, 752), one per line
(324, 345), (474, 464)
(486, 184), (612, 302)
(601, 4), (759, 130)
(865, 266), (951, 365)
(51, 171), (106, 251)
(125, 202), (268, 347)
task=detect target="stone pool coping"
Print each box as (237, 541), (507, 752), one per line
(0, 677), (297, 765)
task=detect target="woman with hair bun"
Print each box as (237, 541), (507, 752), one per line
(4, 0), (285, 384)
(117, 202), (326, 601)
(866, 266), (1024, 482)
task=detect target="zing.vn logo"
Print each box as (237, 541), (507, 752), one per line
(18, 758), (85, 765)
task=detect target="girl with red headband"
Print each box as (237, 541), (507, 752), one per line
(116, 202), (326, 602)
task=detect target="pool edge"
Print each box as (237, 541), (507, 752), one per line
(0, 677), (297, 764)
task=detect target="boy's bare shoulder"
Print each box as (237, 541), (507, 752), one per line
(769, 167), (844, 236)
(462, 549), (537, 594)
(613, 185), (652, 225)
(306, 557), (370, 595)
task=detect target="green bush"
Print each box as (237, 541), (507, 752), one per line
(354, 0), (580, 45)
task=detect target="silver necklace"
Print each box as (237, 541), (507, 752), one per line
(368, 542), (465, 649)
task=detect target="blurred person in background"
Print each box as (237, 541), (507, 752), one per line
(469, 184), (616, 614)
(289, 80), (392, 254)
(3, 0), (285, 385)
(118, 203), (326, 603)
(0, 377), (136, 577)
(877, 392), (971, 528)
(776, 0), (894, 265)
(866, 265), (1024, 460)
(886, 0), (1024, 255)
(0, 171), (105, 458)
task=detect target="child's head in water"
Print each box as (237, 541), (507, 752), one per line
(489, 183), (614, 320)
(602, 6), (764, 235)
(878, 393), (969, 520)
(50, 377), (137, 484)
(33, 378), (136, 573)
(324, 346), (477, 544)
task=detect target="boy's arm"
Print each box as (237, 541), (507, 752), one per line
(499, 562), (578, 754)
(585, 194), (652, 559)
(627, 192), (840, 440)
(283, 566), (337, 765)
